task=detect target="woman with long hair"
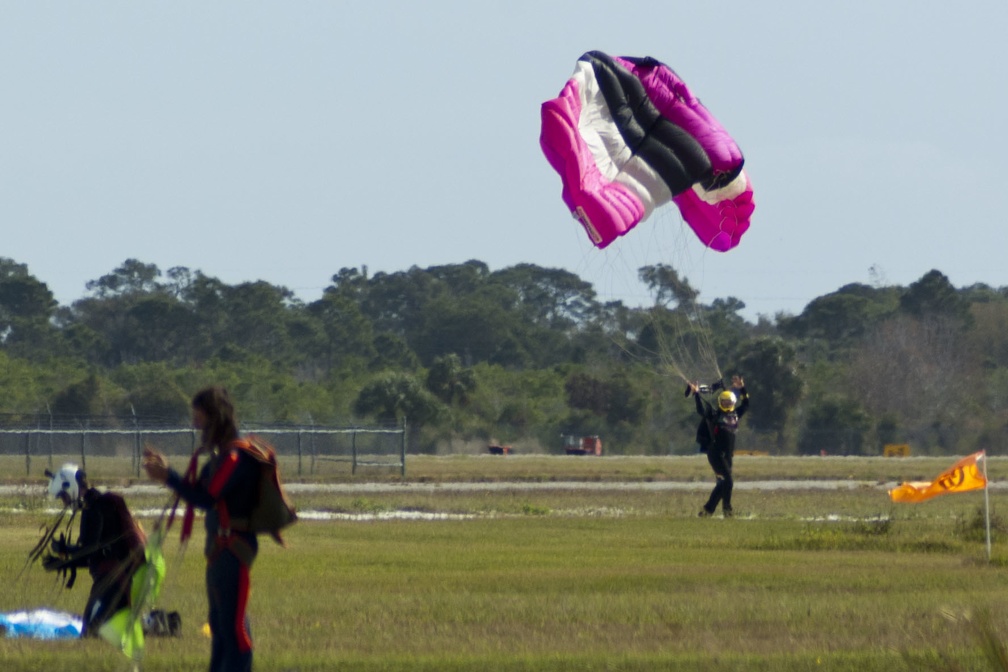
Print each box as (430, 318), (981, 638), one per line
(143, 386), (259, 672)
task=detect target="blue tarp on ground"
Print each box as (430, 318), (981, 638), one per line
(0, 609), (82, 639)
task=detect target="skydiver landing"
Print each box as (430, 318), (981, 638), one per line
(690, 375), (749, 517)
(41, 465), (146, 637)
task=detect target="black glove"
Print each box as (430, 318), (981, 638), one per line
(50, 536), (70, 556)
(41, 553), (65, 572)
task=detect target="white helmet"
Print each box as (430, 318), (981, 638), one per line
(47, 464), (81, 504)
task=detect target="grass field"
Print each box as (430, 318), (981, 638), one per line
(0, 454), (1006, 671)
(5, 452), (1008, 486)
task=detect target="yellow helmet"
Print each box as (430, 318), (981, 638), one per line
(717, 390), (736, 412)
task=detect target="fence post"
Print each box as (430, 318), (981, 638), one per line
(296, 428), (302, 478)
(131, 404), (140, 478)
(309, 418), (317, 476)
(400, 417), (407, 477)
(46, 405), (54, 472)
(79, 422), (87, 471)
(351, 430), (357, 476)
(308, 428), (316, 477)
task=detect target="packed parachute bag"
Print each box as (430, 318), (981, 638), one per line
(229, 435), (298, 544)
(142, 608), (182, 637)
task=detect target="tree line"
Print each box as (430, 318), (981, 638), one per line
(1, 256), (1004, 457)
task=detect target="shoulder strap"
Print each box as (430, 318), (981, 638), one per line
(214, 439), (249, 537)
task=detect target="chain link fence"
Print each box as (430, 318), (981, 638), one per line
(0, 416), (407, 479)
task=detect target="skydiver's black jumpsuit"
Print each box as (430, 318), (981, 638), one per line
(166, 441), (259, 672)
(67, 489), (146, 637)
(696, 387), (749, 515)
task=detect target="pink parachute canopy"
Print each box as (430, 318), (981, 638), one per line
(540, 51), (754, 251)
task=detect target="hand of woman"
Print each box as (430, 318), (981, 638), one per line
(142, 446), (170, 484)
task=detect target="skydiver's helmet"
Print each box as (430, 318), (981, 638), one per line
(47, 464), (83, 508)
(717, 390), (737, 412)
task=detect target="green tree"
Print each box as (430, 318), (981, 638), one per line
(0, 258), (57, 323)
(0, 258), (60, 358)
(49, 373), (125, 420)
(564, 371), (647, 427)
(122, 294), (198, 363)
(0, 350), (53, 415)
(468, 364), (567, 450)
(900, 269), (970, 323)
(362, 266), (439, 338)
(85, 258), (163, 298)
(308, 292), (376, 376)
(69, 261), (178, 366)
(220, 281), (300, 364)
(601, 371), (648, 427)
(797, 396), (871, 456)
(425, 354), (477, 406)
(639, 264), (698, 308)
(410, 291), (530, 367)
(370, 333), (420, 372)
(111, 362), (191, 422)
(491, 263), (598, 329)
(702, 297), (751, 363)
(778, 283), (899, 350)
(565, 372), (609, 416)
(733, 337), (802, 452)
(353, 372), (444, 452)
(175, 270), (231, 361)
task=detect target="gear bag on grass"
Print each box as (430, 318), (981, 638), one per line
(224, 436), (297, 545)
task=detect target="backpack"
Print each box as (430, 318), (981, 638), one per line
(227, 436), (298, 545)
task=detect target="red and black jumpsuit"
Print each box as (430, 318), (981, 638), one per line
(166, 441), (259, 672)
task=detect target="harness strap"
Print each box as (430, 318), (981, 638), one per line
(166, 448), (205, 545)
(209, 526), (255, 567)
(211, 440), (255, 567)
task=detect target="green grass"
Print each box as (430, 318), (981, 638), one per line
(6, 452), (1008, 485)
(0, 455), (1006, 671)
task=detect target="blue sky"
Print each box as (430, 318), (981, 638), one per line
(1, 1), (1005, 320)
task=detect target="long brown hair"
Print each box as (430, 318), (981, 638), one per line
(192, 386), (239, 451)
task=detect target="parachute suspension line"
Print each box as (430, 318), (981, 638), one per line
(15, 507), (81, 617)
(20, 506), (77, 580)
(585, 205), (724, 389)
(639, 211), (723, 386)
(148, 493), (184, 583)
(649, 300), (722, 385)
